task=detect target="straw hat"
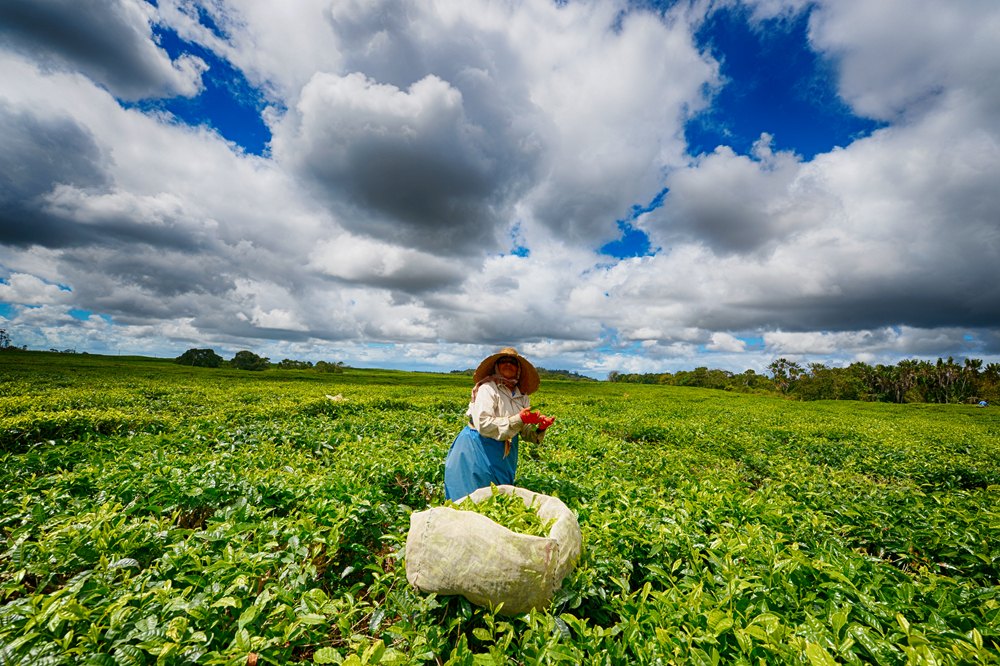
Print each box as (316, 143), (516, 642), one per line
(472, 347), (541, 395)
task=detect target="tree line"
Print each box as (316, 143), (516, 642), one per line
(609, 357), (999, 404)
(450, 367), (597, 382)
(175, 348), (346, 373)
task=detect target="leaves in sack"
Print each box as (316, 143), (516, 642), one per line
(445, 485), (556, 537)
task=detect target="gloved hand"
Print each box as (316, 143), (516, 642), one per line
(519, 408), (555, 431)
(518, 407), (543, 424)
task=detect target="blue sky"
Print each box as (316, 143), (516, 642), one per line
(1, 0), (998, 377)
(136, 25), (272, 156)
(687, 5), (883, 160)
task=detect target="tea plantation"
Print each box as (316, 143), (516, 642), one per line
(1, 352), (998, 664)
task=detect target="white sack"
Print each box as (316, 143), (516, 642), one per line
(405, 485), (582, 615)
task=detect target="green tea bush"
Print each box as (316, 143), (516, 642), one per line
(1, 352), (998, 663)
(447, 486), (555, 537)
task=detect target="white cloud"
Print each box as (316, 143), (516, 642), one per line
(521, 4), (719, 244)
(0, 0), (206, 100)
(157, 0), (343, 101)
(807, 0), (1000, 124)
(273, 71), (534, 254)
(764, 329), (886, 355)
(653, 135), (804, 253)
(308, 233), (464, 290)
(707, 332), (747, 353)
(0, 273), (72, 305)
(1, 0), (999, 376)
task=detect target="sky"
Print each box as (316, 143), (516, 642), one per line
(1, 0), (998, 379)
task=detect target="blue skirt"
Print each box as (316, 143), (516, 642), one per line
(444, 426), (519, 500)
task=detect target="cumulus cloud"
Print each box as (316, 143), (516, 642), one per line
(156, 0), (344, 101)
(806, 0), (1000, 124)
(0, 273), (72, 305)
(707, 332), (747, 353)
(654, 134), (804, 253)
(763, 329), (890, 356)
(1, 0), (999, 375)
(643, 91), (1000, 333)
(0, 0), (206, 100)
(522, 4), (718, 244)
(0, 103), (111, 247)
(308, 232), (465, 291)
(274, 72), (538, 255)
(270, 0), (717, 253)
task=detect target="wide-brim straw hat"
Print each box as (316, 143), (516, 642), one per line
(472, 347), (541, 395)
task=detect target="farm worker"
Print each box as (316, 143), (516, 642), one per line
(444, 347), (555, 500)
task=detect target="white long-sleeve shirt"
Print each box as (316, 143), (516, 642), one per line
(467, 381), (546, 444)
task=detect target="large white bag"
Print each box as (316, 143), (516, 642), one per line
(405, 485), (582, 615)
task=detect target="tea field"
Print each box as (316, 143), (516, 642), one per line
(1, 352), (999, 664)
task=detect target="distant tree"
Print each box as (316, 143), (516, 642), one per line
(536, 367), (599, 382)
(794, 363), (832, 401)
(276, 358), (313, 370)
(929, 356), (964, 403)
(175, 348), (224, 368)
(983, 363), (1000, 383)
(768, 358), (803, 394)
(231, 350), (269, 371)
(958, 358), (982, 400)
(0, 328), (10, 350)
(980, 363), (1000, 403)
(827, 365), (865, 401)
(314, 360), (344, 373)
(674, 366), (732, 390)
(870, 362), (903, 403)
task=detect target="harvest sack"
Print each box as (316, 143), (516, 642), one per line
(405, 485), (582, 615)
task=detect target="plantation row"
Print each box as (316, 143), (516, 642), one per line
(1, 352), (999, 664)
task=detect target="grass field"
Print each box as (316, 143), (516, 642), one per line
(1, 351), (999, 664)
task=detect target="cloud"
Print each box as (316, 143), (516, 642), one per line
(641, 97), (1000, 332)
(806, 0), (1000, 124)
(274, 72), (539, 255)
(0, 273), (72, 305)
(763, 329), (890, 356)
(271, 0), (717, 253)
(521, 4), (719, 244)
(156, 0), (344, 101)
(707, 332), (747, 353)
(0, 0), (206, 100)
(308, 232), (465, 291)
(1, 0), (999, 375)
(0, 103), (111, 247)
(654, 134), (804, 253)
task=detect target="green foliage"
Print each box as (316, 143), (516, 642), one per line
(231, 350), (269, 371)
(174, 348), (224, 368)
(1, 352), (999, 663)
(276, 359), (314, 370)
(612, 356), (1000, 405)
(452, 367), (597, 382)
(447, 486), (555, 537)
(535, 368), (598, 382)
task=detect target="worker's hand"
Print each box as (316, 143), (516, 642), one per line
(520, 408), (555, 430)
(519, 407), (543, 424)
